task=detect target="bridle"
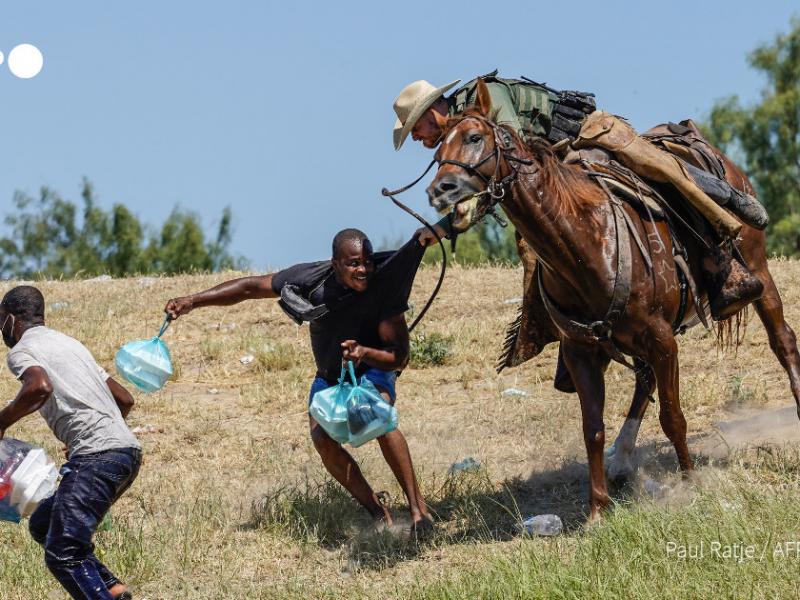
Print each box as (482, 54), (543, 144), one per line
(435, 114), (535, 213)
(379, 114), (533, 332)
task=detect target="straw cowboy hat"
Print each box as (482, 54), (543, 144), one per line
(392, 79), (460, 150)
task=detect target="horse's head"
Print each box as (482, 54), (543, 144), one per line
(426, 78), (512, 232)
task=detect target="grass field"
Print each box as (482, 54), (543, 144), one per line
(1, 260), (799, 599)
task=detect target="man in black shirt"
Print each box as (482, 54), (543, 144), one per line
(165, 225), (445, 533)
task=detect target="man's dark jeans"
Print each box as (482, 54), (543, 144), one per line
(29, 447), (141, 600)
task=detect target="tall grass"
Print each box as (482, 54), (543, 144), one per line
(412, 448), (800, 600)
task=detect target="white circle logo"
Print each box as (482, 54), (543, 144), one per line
(0, 51), (4, 67)
(8, 44), (43, 79)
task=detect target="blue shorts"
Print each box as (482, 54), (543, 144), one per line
(308, 368), (397, 406)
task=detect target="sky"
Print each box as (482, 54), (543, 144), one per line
(1, 1), (797, 270)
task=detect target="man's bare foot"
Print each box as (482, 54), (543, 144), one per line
(108, 583), (132, 600)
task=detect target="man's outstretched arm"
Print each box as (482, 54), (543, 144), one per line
(165, 274), (277, 319)
(0, 366), (53, 439)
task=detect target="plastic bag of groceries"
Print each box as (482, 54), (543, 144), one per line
(310, 361), (398, 447)
(115, 317), (173, 393)
(0, 438), (58, 523)
(308, 365), (353, 444)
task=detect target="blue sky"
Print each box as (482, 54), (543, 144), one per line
(1, 1), (797, 269)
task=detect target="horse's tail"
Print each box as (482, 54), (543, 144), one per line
(715, 306), (749, 352)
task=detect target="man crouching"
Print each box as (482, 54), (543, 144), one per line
(165, 226), (445, 534)
(0, 286), (141, 600)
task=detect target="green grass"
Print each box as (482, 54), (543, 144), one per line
(2, 264), (800, 599)
(411, 447), (800, 600)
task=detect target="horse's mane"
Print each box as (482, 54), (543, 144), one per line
(443, 110), (604, 216)
(524, 137), (605, 216)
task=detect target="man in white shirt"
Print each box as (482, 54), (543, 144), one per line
(0, 286), (140, 600)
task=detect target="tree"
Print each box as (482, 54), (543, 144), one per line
(0, 179), (247, 279)
(705, 17), (800, 256)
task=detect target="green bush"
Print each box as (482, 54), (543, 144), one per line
(410, 332), (453, 367)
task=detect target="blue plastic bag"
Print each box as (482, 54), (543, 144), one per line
(346, 378), (398, 447)
(309, 362), (398, 447)
(308, 364), (354, 444)
(115, 317), (173, 393)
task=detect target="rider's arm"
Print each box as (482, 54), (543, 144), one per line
(486, 83), (524, 137)
(165, 275), (277, 319)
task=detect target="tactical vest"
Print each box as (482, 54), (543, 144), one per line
(450, 70), (596, 144)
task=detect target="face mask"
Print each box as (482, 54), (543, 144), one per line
(1, 314), (16, 348)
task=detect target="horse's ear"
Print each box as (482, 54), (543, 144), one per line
(475, 78), (492, 117)
(432, 108), (448, 130)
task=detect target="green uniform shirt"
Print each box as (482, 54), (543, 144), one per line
(447, 76), (558, 142)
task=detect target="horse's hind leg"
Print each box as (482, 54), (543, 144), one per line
(606, 361), (656, 482)
(751, 266), (800, 419)
(648, 331), (693, 472)
(561, 341), (612, 521)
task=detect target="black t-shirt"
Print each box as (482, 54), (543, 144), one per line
(270, 236), (426, 381)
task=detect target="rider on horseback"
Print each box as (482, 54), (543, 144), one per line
(392, 71), (766, 324)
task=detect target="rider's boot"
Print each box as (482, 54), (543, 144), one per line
(703, 244), (764, 321)
(727, 189), (769, 231)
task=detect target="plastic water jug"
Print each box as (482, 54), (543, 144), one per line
(115, 317), (173, 392)
(0, 438), (58, 522)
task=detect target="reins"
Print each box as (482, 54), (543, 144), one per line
(380, 183), (446, 333)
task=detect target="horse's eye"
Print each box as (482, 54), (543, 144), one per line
(468, 134), (482, 144)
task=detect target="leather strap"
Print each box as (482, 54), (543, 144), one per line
(537, 197), (633, 367)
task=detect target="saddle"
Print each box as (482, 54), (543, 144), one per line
(497, 122), (721, 372)
(642, 119), (727, 179)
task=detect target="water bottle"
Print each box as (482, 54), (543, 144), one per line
(521, 514), (563, 536)
(0, 453), (25, 499)
(0, 449), (26, 523)
(0, 439), (58, 522)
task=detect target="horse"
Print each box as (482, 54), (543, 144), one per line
(426, 78), (800, 520)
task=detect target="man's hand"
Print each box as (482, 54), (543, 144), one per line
(164, 296), (194, 320)
(416, 225), (446, 247)
(341, 340), (368, 367)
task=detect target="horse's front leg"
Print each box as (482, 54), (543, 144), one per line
(562, 340), (612, 521)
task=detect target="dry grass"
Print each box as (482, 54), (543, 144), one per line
(0, 259), (799, 599)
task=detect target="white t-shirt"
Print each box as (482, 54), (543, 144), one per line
(7, 326), (140, 457)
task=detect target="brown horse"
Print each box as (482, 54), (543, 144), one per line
(426, 79), (800, 520)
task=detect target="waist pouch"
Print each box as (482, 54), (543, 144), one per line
(278, 284), (330, 325)
(549, 90), (597, 143)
